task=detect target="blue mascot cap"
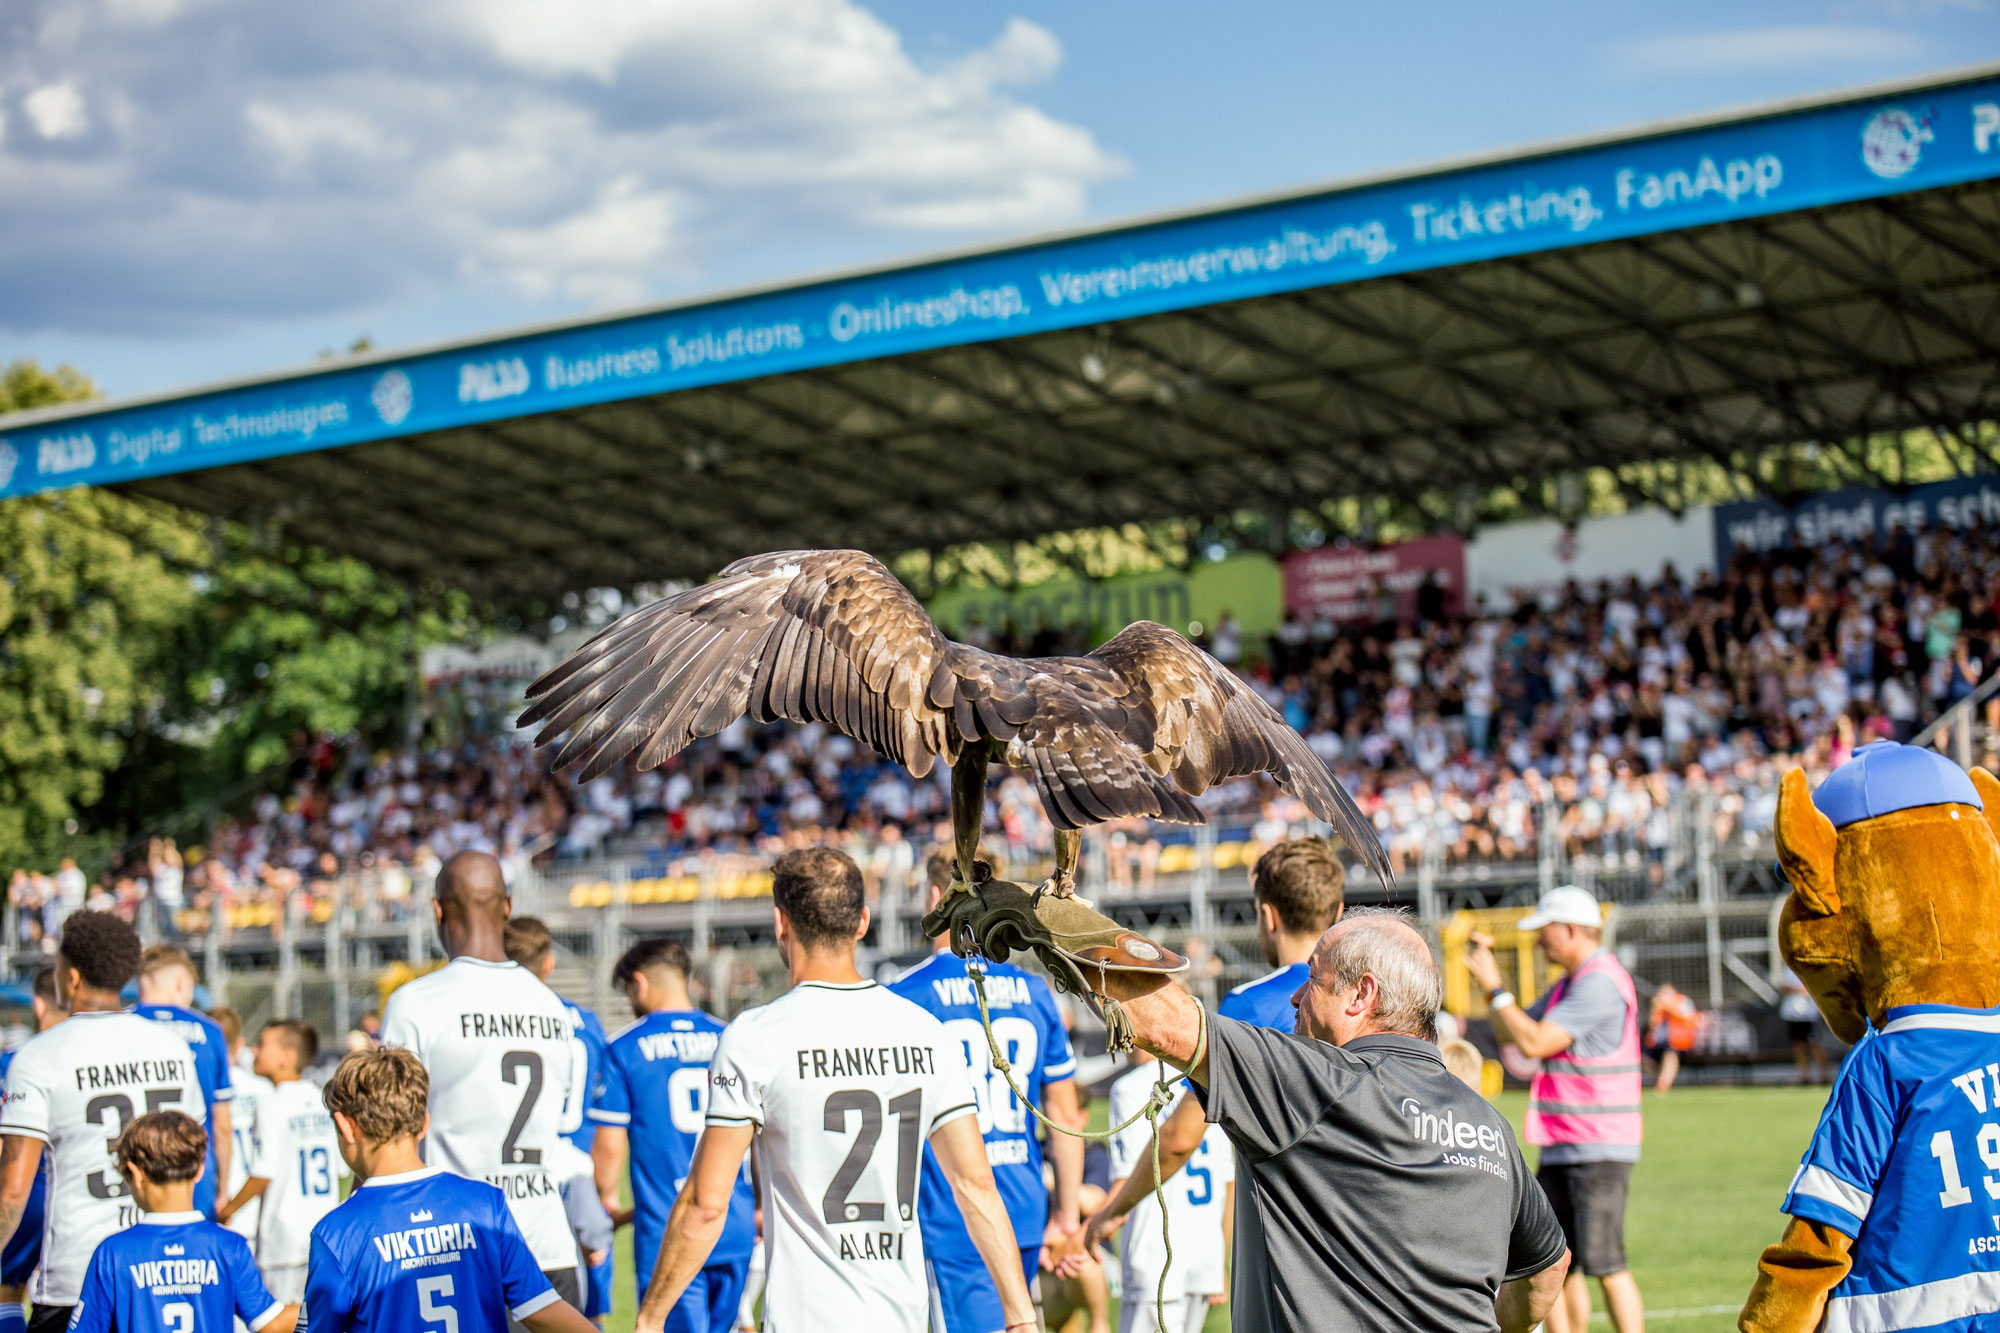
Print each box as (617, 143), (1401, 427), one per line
(1812, 740), (1983, 829)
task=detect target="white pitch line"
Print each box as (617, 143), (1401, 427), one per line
(1589, 1304), (1740, 1321)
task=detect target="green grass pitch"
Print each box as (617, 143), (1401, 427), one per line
(600, 1083), (1829, 1332)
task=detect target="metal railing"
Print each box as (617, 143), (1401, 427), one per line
(1913, 668), (2000, 767)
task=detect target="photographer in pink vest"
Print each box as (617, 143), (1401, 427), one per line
(1468, 886), (1646, 1333)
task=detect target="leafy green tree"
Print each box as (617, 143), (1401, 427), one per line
(1, 359), (475, 873)
(0, 361), (204, 871)
(160, 527), (471, 781)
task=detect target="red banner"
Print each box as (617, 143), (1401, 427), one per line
(1283, 534), (1466, 623)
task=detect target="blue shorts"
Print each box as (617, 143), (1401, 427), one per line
(925, 1245), (1040, 1333)
(0, 1173), (43, 1287)
(636, 1227), (750, 1333)
(584, 1246), (614, 1320)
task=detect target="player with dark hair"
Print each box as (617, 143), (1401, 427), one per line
(0, 966), (65, 1333)
(135, 945), (235, 1218)
(381, 853), (582, 1304)
(634, 847), (1032, 1333)
(506, 917), (615, 1325)
(591, 937), (755, 1329)
(70, 1111), (293, 1333)
(0, 912), (204, 1333)
(218, 1022), (344, 1300)
(304, 1048), (598, 1333)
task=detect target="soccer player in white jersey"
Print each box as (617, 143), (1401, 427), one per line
(635, 848), (1034, 1333)
(211, 1008), (273, 1247)
(218, 1020), (348, 1300)
(381, 851), (582, 1306)
(0, 911), (206, 1333)
(1104, 1053), (1233, 1333)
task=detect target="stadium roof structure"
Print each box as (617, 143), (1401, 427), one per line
(5, 65), (2000, 601)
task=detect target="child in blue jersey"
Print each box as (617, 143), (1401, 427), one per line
(69, 1112), (292, 1333)
(889, 853), (1082, 1333)
(589, 939), (754, 1332)
(303, 1047), (598, 1333)
(506, 918), (616, 1325)
(134, 947), (235, 1219)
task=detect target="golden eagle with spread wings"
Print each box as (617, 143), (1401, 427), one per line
(520, 549), (1390, 900)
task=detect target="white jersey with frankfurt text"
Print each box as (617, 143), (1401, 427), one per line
(0, 1011), (205, 1305)
(380, 957), (579, 1271)
(705, 980), (980, 1333)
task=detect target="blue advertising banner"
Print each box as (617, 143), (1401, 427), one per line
(1713, 474), (2000, 565)
(4, 71), (1999, 501)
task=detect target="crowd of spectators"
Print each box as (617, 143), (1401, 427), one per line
(10, 520), (1997, 947)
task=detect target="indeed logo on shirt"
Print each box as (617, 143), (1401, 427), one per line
(372, 1221), (479, 1269)
(1401, 1098), (1504, 1153)
(639, 1031), (718, 1063)
(128, 1258), (219, 1295)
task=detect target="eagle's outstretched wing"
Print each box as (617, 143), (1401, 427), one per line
(1086, 621), (1391, 887)
(520, 550), (954, 781)
(518, 550), (1197, 826)
(519, 551), (1388, 885)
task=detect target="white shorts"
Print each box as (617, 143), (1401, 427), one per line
(1117, 1283), (1194, 1333)
(262, 1266), (307, 1304)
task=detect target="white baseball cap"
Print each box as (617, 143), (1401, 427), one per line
(1516, 885), (1603, 932)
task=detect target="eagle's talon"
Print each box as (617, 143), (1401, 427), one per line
(1032, 870), (1078, 903)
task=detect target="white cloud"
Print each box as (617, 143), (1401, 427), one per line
(0, 0), (1120, 335)
(1612, 24), (1931, 74)
(23, 81), (88, 139)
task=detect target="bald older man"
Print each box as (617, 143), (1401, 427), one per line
(1064, 908), (1569, 1333)
(381, 852), (585, 1317)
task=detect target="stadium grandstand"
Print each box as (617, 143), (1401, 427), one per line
(4, 63), (2000, 1041)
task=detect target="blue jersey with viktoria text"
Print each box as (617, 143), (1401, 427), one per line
(133, 1004), (234, 1216)
(1217, 962), (1308, 1032)
(301, 1167), (557, 1333)
(1783, 1005), (2000, 1332)
(589, 1010), (756, 1266)
(68, 1213), (282, 1333)
(560, 999), (609, 1154)
(888, 953), (1076, 1260)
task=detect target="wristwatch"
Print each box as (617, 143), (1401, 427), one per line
(1488, 988), (1516, 1010)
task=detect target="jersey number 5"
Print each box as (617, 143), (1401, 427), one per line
(822, 1090), (922, 1225)
(417, 1275), (459, 1333)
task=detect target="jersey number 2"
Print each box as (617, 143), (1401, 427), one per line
(822, 1090), (922, 1224)
(500, 1051), (544, 1165)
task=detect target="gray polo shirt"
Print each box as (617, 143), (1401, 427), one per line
(1198, 1016), (1566, 1333)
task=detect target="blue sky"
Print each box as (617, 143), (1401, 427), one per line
(4, 0), (1996, 400)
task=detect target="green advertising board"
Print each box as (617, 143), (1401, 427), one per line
(927, 553), (1282, 651)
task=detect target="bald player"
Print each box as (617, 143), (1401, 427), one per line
(381, 852), (583, 1313)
